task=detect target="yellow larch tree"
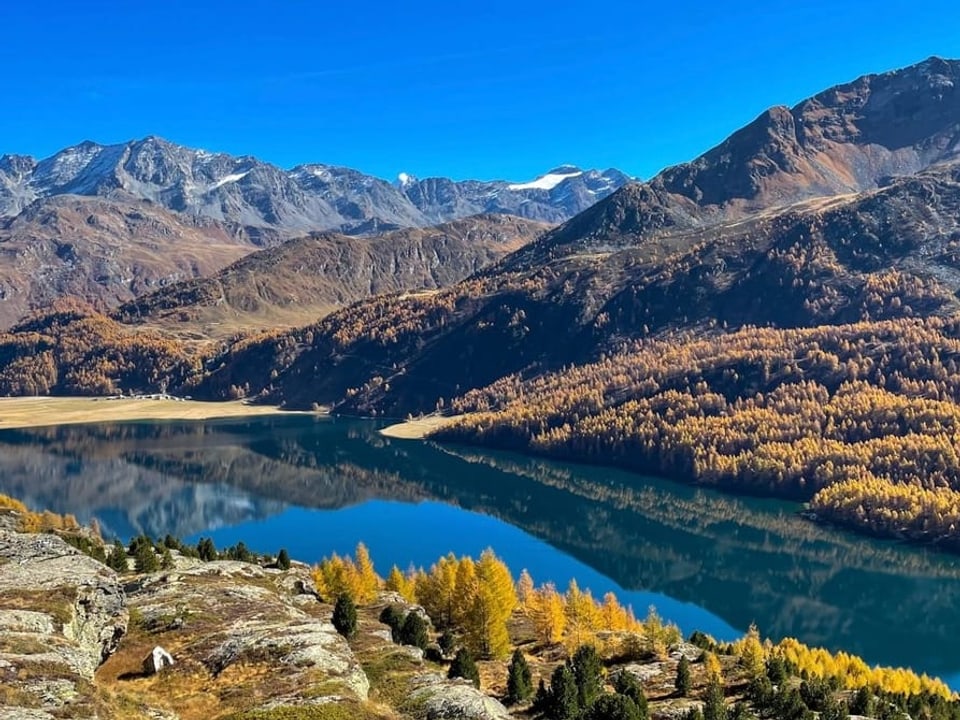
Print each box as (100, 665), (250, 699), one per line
(464, 550), (517, 659)
(704, 651), (723, 684)
(530, 583), (567, 645)
(354, 542), (380, 603)
(564, 579), (600, 651)
(385, 565), (416, 602)
(517, 568), (535, 612)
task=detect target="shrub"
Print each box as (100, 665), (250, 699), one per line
(378, 604), (405, 643)
(277, 548), (291, 571)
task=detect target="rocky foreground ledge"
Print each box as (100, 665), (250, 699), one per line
(0, 513), (516, 720)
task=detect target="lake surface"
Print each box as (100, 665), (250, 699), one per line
(1, 415), (958, 687)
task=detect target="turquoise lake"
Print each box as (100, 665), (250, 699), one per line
(0, 414), (958, 687)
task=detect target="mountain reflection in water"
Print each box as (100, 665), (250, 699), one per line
(0, 415), (958, 686)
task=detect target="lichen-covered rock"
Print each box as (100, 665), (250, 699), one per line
(619, 661), (667, 682)
(407, 673), (513, 720)
(654, 700), (705, 719)
(114, 559), (370, 713)
(0, 528), (127, 716)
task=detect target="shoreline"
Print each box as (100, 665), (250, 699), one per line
(0, 396), (315, 430)
(379, 414), (461, 439)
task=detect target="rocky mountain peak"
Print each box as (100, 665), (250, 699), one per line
(0, 137), (630, 232)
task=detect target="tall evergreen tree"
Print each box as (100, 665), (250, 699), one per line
(106, 539), (128, 573)
(196, 537), (217, 561)
(506, 649), (534, 705)
(134, 542), (159, 573)
(614, 671), (649, 720)
(276, 548), (291, 570)
(448, 648), (480, 688)
(160, 545), (174, 570)
(332, 594), (358, 639)
(583, 694), (642, 720)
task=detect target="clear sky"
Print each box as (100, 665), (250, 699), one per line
(3, 0), (960, 182)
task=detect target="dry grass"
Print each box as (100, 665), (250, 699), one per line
(0, 396), (315, 430)
(378, 414), (464, 440)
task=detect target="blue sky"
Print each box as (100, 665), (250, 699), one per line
(3, 0), (960, 181)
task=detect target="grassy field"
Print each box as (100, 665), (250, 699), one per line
(0, 396), (311, 430)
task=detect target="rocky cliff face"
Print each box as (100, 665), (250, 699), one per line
(0, 513), (127, 718)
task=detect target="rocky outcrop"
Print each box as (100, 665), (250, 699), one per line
(111, 561), (370, 713)
(407, 673), (513, 720)
(0, 527), (127, 717)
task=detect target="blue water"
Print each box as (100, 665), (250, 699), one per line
(2, 414), (959, 688)
(186, 500), (741, 642)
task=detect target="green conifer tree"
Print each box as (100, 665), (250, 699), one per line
(570, 644), (603, 710)
(506, 649), (534, 705)
(584, 694), (643, 720)
(332, 594), (358, 639)
(134, 542), (159, 574)
(160, 546), (174, 570)
(614, 671), (649, 720)
(548, 665), (580, 720)
(676, 655), (693, 697)
(277, 548), (291, 570)
(106, 539), (128, 573)
(400, 612), (429, 650)
(448, 648), (480, 688)
(703, 679), (728, 720)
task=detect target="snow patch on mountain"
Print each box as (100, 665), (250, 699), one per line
(508, 168), (584, 191)
(208, 171), (250, 191)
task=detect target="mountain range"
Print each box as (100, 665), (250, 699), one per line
(185, 56), (960, 411)
(114, 214), (549, 339)
(0, 139), (628, 327)
(3, 56), (960, 414)
(0, 138), (629, 232)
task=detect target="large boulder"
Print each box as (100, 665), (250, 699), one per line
(407, 673), (512, 720)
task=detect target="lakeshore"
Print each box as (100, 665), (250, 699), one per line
(0, 396), (309, 430)
(379, 414), (461, 439)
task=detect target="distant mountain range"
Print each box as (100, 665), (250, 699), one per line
(0, 138), (630, 233)
(0, 138), (629, 327)
(115, 214), (549, 339)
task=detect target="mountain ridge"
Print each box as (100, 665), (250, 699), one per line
(0, 135), (631, 233)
